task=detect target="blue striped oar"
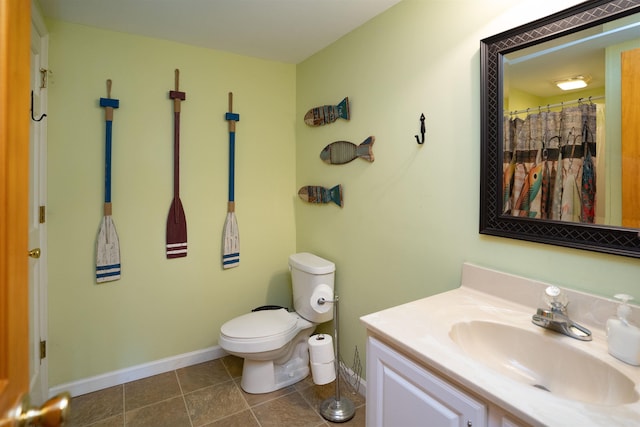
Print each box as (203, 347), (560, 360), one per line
(96, 79), (121, 283)
(223, 92), (240, 268)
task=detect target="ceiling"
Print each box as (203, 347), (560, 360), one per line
(504, 12), (640, 100)
(38, 0), (403, 64)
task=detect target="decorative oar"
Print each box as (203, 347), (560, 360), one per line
(96, 79), (121, 283)
(223, 92), (240, 269)
(166, 69), (187, 259)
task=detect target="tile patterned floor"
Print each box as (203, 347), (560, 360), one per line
(66, 355), (366, 427)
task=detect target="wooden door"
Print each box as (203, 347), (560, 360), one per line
(621, 48), (640, 227)
(1, 3), (69, 425)
(28, 8), (49, 405)
(0, 0), (32, 422)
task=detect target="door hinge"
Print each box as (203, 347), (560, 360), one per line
(40, 340), (47, 359)
(40, 68), (48, 89)
(39, 205), (46, 223)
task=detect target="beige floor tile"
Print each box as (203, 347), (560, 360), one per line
(66, 386), (123, 427)
(252, 391), (325, 427)
(61, 360), (365, 427)
(239, 381), (297, 407)
(293, 375), (315, 391)
(124, 372), (181, 411)
(221, 355), (243, 378)
(86, 414), (125, 427)
(125, 396), (190, 427)
(177, 359), (232, 393)
(203, 409), (260, 427)
(184, 381), (248, 426)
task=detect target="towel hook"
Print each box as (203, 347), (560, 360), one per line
(415, 113), (425, 144)
(31, 90), (47, 122)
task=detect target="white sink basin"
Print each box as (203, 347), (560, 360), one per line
(449, 320), (639, 406)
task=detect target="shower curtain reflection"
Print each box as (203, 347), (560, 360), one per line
(503, 101), (602, 223)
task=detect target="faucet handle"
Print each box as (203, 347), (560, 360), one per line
(544, 286), (568, 311)
(545, 286), (561, 298)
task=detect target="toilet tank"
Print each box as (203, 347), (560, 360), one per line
(289, 253), (335, 324)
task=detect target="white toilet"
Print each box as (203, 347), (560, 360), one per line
(219, 252), (335, 394)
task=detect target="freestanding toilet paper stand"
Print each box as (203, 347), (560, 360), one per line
(317, 294), (355, 423)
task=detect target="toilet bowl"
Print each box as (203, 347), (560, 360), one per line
(218, 252), (335, 394)
(220, 308), (315, 393)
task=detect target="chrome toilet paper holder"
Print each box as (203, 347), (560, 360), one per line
(316, 295), (356, 423)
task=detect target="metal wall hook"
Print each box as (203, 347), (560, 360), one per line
(31, 90), (47, 122)
(414, 113), (425, 144)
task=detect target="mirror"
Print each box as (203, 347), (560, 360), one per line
(480, 0), (640, 258)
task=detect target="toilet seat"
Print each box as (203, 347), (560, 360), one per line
(220, 308), (310, 353)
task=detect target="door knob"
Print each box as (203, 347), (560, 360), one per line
(13, 392), (71, 426)
(28, 248), (41, 259)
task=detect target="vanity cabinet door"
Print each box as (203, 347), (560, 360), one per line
(488, 405), (528, 427)
(367, 336), (486, 427)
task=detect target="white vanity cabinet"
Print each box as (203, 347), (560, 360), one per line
(361, 264), (640, 426)
(366, 336), (486, 427)
(366, 336), (530, 427)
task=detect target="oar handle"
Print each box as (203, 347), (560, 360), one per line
(98, 79), (119, 212)
(104, 79), (114, 121)
(174, 69), (181, 113)
(228, 132), (235, 204)
(105, 121), (113, 204)
(169, 69), (186, 201)
(170, 69), (185, 112)
(174, 112), (180, 200)
(228, 92), (235, 132)
(228, 93), (234, 206)
(225, 92), (240, 205)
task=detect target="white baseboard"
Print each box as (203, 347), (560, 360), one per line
(49, 346), (368, 400)
(49, 346), (227, 398)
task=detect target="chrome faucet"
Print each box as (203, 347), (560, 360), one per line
(531, 286), (592, 341)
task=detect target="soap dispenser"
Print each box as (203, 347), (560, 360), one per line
(607, 294), (640, 366)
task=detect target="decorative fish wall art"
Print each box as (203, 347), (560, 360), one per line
(320, 136), (374, 165)
(298, 185), (343, 207)
(304, 97), (350, 127)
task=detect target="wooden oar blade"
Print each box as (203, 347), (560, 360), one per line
(222, 212), (239, 268)
(96, 216), (121, 283)
(166, 197), (187, 258)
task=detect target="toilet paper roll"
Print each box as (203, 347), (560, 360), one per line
(308, 334), (335, 364)
(310, 284), (333, 314)
(310, 361), (336, 385)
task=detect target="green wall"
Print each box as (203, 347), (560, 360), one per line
(48, 0), (640, 389)
(296, 0), (640, 373)
(47, 21), (296, 386)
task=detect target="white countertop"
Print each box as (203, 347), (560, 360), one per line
(360, 263), (640, 427)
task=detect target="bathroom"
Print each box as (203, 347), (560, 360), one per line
(8, 0), (640, 424)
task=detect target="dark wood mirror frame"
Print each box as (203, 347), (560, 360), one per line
(480, 0), (640, 258)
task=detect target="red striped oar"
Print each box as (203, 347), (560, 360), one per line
(96, 79), (121, 282)
(166, 69), (187, 258)
(222, 92), (240, 268)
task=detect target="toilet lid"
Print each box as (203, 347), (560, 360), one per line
(220, 308), (297, 339)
